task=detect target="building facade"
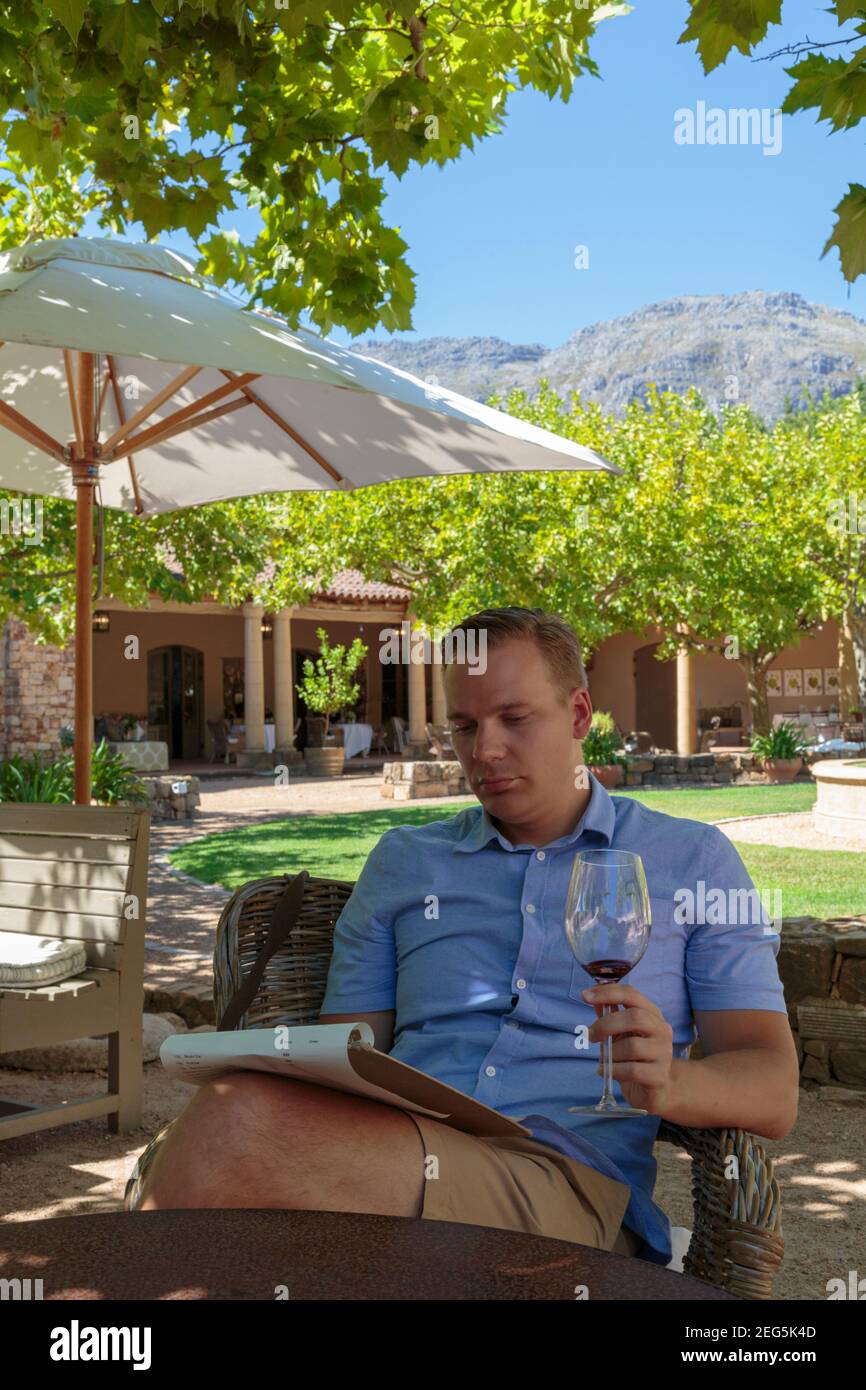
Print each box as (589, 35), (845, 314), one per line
(0, 570), (853, 766)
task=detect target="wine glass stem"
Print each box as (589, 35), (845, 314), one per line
(601, 1002), (616, 1105)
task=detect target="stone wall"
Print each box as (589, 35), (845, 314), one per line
(778, 917), (866, 1089)
(140, 774), (201, 820)
(0, 617), (74, 759)
(381, 752), (824, 798)
(381, 760), (469, 800)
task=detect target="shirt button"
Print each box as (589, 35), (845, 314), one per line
(516, 978), (527, 989)
(485, 1065), (496, 1077)
(526, 903), (536, 914)
(536, 851), (546, 861)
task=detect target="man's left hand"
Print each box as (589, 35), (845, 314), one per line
(583, 984), (675, 1115)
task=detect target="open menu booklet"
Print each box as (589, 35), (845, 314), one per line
(160, 1022), (531, 1140)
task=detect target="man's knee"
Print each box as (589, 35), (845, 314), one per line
(137, 1075), (424, 1211)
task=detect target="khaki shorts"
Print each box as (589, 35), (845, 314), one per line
(406, 1111), (641, 1257)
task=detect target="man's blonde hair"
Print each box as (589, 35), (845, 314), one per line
(441, 606), (587, 703)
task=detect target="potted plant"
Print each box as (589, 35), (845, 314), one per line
(581, 711), (627, 790)
(296, 627), (367, 776)
(750, 720), (811, 784)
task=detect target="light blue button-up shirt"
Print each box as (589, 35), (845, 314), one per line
(321, 775), (789, 1263)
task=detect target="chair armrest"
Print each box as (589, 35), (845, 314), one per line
(656, 1121), (784, 1299)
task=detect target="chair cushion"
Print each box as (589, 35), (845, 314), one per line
(0, 932), (88, 987)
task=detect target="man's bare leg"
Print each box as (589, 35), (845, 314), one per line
(136, 1073), (427, 1216)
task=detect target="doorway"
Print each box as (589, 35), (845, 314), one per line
(634, 642), (677, 751)
(147, 646), (205, 760)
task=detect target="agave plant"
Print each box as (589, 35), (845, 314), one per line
(750, 721), (811, 761)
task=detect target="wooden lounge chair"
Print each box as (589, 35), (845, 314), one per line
(0, 803), (150, 1138)
(124, 873), (784, 1298)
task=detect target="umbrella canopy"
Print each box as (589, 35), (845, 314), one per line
(0, 236), (618, 799)
(0, 237), (615, 512)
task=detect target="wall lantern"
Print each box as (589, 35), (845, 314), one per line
(92, 611), (110, 633)
(261, 616), (273, 638)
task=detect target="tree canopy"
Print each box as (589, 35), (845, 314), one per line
(0, 0), (624, 335)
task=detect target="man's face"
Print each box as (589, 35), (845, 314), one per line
(444, 636), (593, 821)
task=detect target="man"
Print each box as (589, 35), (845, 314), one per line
(139, 607), (798, 1266)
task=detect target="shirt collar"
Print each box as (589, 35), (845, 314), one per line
(453, 772), (616, 853)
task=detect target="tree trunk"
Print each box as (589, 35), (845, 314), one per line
(740, 651), (772, 736)
(838, 607), (860, 716)
(847, 602), (866, 715)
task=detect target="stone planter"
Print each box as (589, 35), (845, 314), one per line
(761, 757), (803, 784)
(589, 764), (624, 791)
(304, 746), (345, 777)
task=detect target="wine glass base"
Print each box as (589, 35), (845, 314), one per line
(567, 1105), (648, 1117)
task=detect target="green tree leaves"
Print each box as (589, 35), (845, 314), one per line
(0, 0), (622, 334)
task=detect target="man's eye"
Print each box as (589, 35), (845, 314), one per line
(505, 715), (527, 723)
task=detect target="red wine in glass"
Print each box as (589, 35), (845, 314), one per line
(564, 848), (652, 1117)
(585, 958), (633, 983)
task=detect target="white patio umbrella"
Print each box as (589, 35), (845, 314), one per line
(0, 236), (618, 801)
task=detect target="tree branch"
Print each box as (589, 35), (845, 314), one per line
(754, 34), (860, 64)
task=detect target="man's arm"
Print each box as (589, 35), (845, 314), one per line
(319, 1010), (396, 1054)
(662, 1008), (799, 1139)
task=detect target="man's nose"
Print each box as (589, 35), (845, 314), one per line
(471, 723), (508, 762)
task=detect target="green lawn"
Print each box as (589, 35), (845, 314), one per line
(168, 780), (865, 918)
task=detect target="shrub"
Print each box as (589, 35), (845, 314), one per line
(0, 740), (147, 805)
(750, 721), (811, 761)
(582, 711), (626, 768)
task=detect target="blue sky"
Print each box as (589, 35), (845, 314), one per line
(89, 1), (866, 348)
(357, 0), (866, 347)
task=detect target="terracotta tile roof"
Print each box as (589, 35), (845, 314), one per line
(310, 568), (411, 604)
(155, 546), (410, 608)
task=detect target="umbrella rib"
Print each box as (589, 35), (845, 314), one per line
(108, 394), (254, 462)
(105, 355), (144, 516)
(217, 369), (344, 484)
(63, 349), (84, 450)
(102, 372), (260, 461)
(101, 363), (202, 452)
(96, 360), (112, 428)
(0, 400), (67, 462)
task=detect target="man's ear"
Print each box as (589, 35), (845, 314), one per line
(572, 688), (593, 740)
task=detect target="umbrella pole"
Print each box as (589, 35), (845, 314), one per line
(72, 353), (97, 805)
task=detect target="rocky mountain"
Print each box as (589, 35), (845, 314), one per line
(352, 290), (866, 422)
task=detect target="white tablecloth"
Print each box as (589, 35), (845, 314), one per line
(335, 722), (373, 759)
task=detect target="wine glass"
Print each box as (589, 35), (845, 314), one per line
(564, 848), (652, 1117)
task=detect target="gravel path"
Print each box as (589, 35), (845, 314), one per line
(716, 810), (866, 853)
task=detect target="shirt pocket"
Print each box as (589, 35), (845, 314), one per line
(567, 896), (677, 1002)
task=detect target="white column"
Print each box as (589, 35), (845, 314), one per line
(407, 616), (428, 752)
(676, 646), (697, 755)
(243, 602), (265, 752)
(432, 659), (447, 726)
(273, 610), (295, 749)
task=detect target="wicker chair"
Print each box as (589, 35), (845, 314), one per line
(125, 874), (784, 1298)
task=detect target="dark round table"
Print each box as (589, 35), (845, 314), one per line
(0, 1210), (739, 1300)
